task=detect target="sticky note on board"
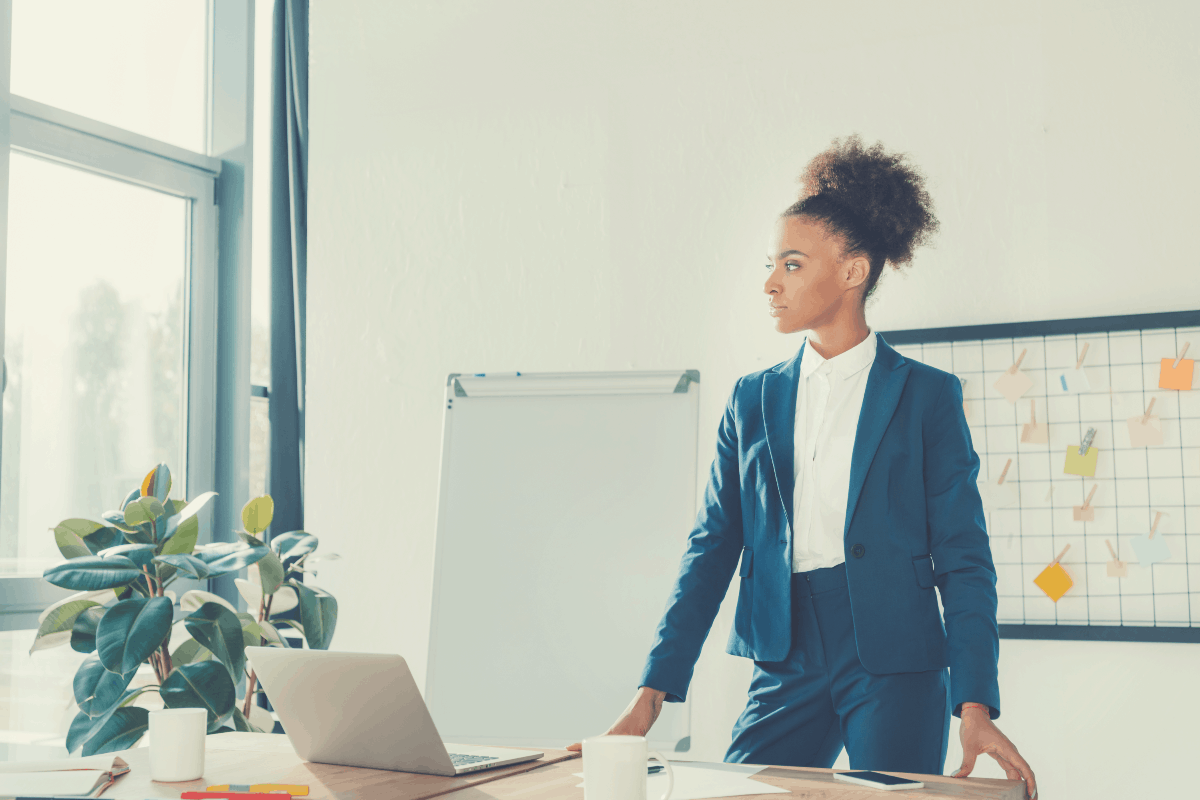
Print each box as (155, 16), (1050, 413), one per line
(1073, 504), (1095, 522)
(1034, 562), (1073, 602)
(978, 481), (1019, 510)
(1107, 557), (1128, 577)
(1132, 533), (1171, 566)
(1054, 367), (1092, 394)
(993, 369), (1033, 403)
(1021, 419), (1049, 444)
(1159, 358), (1194, 390)
(1063, 446), (1098, 477)
(1127, 415), (1164, 447)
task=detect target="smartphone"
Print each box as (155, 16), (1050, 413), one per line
(833, 771), (924, 791)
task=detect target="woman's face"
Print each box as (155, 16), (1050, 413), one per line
(764, 214), (867, 335)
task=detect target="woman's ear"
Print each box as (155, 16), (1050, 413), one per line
(842, 255), (870, 291)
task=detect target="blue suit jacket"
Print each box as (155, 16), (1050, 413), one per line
(638, 335), (1001, 719)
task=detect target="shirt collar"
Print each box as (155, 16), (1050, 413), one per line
(800, 331), (878, 379)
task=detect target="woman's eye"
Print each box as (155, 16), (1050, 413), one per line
(785, 262), (801, 271)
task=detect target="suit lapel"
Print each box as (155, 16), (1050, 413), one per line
(762, 341), (804, 531)
(843, 335), (911, 537)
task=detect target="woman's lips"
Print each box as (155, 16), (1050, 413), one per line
(769, 306), (786, 316)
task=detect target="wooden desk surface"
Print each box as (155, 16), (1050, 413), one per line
(102, 734), (579, 800)
(436, 757), (1026, 800)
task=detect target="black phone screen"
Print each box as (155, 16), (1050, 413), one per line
(841, 771), (921, 786)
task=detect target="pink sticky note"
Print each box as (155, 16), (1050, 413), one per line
(1127, 415), (1163, 447)
(993, 370), (1033, 403)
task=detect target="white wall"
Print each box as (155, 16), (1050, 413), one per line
(306, 2), (1200, 798)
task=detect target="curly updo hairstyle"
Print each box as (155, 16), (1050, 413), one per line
(784, 134), (939, 301)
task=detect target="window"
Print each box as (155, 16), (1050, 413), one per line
(0, 0), (250, 756)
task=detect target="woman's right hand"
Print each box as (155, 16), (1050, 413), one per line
(566, 686), (668, 751)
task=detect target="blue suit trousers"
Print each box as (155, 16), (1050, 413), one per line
(724, 564), (951, 773)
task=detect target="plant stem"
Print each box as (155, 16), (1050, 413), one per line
(242, 591), (276, 718)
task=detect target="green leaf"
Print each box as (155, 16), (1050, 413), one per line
(160, 515), (199, 556)
(185, 603), (245, 682)
(161, 491), (217, 542)
(80, 706), (149, 755)
(161, 661), (236, 731)
(100, 543), (156, 571)
(141, 464), (172, 503)
(191, 542), (269, 576)
(293, 582), (338, 650)
(271, 531), (318, 563)
(265, 585), (299, 615)
(241, 496), (274, 535)
(43, 556), (141, 591)
(154, 554), (212, 580)
(256, 552), (285, 595)
(120, 486), (141, 510)
(171, 637), (213, 666)
(95, 597), (174, 676)
(101, 510), (140, 534)
(179, 589), (238, 616)
(230, 706), (266, 733)
(74, 654), (135, 716)
(234, 577), (262, 607)
(53, 519), (104, 559)
(70, 606), (105, 653)
(30, 599), (100, 654)
(83, 527), (126, 554)
(124, 496), (166, 528)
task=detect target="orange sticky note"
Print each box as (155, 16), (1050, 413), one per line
(1034, 562), (1073, 602)
(1063, 445), (1098, 477)
(1159, 358), (1194, 390)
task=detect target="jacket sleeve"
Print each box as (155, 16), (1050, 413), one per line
(923, 373), (1001, 719)
(637, 377), (746, 703)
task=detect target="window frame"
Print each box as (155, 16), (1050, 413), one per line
(0, 0), (251, 630)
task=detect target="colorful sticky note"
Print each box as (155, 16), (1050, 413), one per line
(1034, 562), (1073, 602)
(993, 369), (1033, 403)
(978, 481), (1018, 511)
(1159, 357), (1194, 390)
(1132, 533), (1171, 566)
(1054, 367), (1091, 395)
(1073, 504), (1095, 522)
(1021, 419), (1049, 444)
(1107, 558), (1128, 578)
(1126, 414), (1163, 447)
(1063, 445), (1098, 477)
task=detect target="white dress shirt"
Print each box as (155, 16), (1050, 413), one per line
(792, 331), (878, 572)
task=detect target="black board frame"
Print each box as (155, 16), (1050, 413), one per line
(882, 308), (1200, 644)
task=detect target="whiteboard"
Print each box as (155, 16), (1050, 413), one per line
(425, 370), (701, 750)
(885, 310), (1200, 642)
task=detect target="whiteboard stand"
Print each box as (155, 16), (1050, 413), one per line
(425, 370), (701, 751)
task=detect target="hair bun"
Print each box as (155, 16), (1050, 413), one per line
(791, 133), (938, 269)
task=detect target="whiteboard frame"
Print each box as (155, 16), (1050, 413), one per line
(883, 308), (1200, 643)
(425, 369), (700, 749)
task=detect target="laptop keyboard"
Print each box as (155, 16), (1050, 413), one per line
(450, 754), (498, 766)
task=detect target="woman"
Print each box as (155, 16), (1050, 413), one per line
(571, 135), (1037, 798)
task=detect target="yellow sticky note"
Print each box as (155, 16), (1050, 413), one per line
(1063, 445), (1098, 477)
(1159, 358), (1194, 390)
(1034, 562), (1073, 602)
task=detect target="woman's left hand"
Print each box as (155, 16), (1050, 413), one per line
(953, 705), (1037, 798)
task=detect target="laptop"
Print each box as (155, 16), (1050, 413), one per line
(245, 647), (544, 776)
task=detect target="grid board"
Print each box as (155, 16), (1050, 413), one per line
(883, 311), (1200, 643)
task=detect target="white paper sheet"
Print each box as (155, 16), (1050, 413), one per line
(0, 754), (119, 773)
(0, 769), (105, 797)
(575, 761), (789, 799)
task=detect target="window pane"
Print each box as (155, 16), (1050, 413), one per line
(3, 154), (188, 562)
(251, 0), (273, 391)
(0, 629), (87, 758)
(11, 0), (207, 152)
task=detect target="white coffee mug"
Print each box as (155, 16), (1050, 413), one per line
(148, 708), (207, 782)
(582, 735), (674, 800)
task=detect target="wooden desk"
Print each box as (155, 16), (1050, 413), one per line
(103, 734), (579, 800)
(436, 757), (1026, 800)
(104, 734), (1024, 800)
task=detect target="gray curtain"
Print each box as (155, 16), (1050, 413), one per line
(268, 0), (307, 535)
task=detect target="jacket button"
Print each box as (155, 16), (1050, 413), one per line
(851, 543), (866, 558)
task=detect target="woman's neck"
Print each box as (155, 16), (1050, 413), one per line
(806, 312), (871, 360)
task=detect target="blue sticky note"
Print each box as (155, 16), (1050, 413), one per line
(1132, 534), (1171, 566)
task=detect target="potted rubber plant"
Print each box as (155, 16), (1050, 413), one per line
(29, 464), (338, 754)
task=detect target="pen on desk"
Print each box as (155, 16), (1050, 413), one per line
(648, 764), (665, 774)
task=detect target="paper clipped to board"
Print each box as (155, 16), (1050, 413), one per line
(1132, 511), (1171, 566)
(978, 458), (1018, 510)
(1159, 342), (1193, 390)
(1063, 445), (1098, 477)
(1053, 342), (1092, 394)
(993, 348), (1033, 403)
(1073, 484), (1098, 522)
(1126, 397), (1164, 447)
(1021, 399), (1049, 444)
(1034, 544), (1074, 602)
(1105, 539), (1128, 578)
